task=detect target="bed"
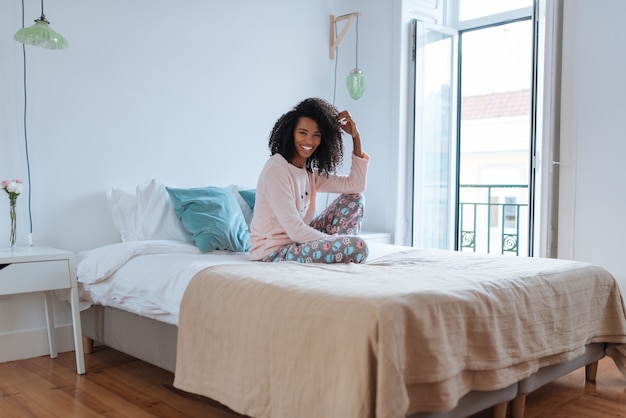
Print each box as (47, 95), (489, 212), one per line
(76, 180), (626, 418)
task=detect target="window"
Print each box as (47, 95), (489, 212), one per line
(411, 1), (536, 256)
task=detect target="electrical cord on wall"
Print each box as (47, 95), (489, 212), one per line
(326, 19), (340, 208)
(19, 0), (34, 246)
(332, 19), (339, 107)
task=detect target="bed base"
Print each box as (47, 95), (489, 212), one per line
(81, 305), (604, 418)
(407, 388), (515, 418)
(81, 305), (178, 372)
(508, 342), (605, 418)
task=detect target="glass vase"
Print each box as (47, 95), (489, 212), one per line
(9, 198), (16, 248)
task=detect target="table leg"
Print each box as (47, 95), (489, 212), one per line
(43, 291), (58, 358)
(70, 286), (86, 374)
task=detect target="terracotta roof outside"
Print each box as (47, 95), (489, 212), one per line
(461, 90), (530, 120)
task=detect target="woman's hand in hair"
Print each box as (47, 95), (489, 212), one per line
(337, 110), (363, 158)
(337, 110), (360, 138)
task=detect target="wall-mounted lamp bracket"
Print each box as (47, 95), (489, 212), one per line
(329, 12), (361, 60)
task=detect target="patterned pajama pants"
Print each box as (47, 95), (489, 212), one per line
(260, 193), (368, 264)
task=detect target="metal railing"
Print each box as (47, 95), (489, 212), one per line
(458, 184), (528, 255)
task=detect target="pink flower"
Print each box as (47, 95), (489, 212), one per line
(2, 178), (23, 199)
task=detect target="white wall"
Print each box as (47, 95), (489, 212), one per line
(0, 0), (400, 361)
(0, 0), (400, 252)
(2, 0), (330, 252)
(558, 0), (626, 295)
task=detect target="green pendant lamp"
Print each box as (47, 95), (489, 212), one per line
(346, 68), (366, 100)
(14, 0), (68, 49)
(346, 15), (365, 100)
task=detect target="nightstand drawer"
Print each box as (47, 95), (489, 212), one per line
(0, 260), (70, 296)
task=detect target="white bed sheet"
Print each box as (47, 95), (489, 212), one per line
(76, 239), (403, 325)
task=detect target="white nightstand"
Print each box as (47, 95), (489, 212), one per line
(360, 231), (392, 244)
(0, 246), (85, 374)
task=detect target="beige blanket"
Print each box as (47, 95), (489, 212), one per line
(174, 248), (626, 418)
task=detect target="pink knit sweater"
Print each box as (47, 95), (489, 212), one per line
(249, 152), (370, 260)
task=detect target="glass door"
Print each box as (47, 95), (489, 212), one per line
(457, 19), (534, 256)
(411, 20), (458, 250)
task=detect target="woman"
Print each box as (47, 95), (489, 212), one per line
(249, 97), (370, 263)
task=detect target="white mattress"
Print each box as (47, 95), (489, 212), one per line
(76, 239), (404, 325)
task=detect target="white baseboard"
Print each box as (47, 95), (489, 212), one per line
(0, 323), (76, 363)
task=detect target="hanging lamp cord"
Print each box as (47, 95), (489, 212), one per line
(355, 15), (360, 69)
(19, 0), (34, 242)
(332, 20), (339, 105)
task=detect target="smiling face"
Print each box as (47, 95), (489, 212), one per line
(291, 117), (322, 168)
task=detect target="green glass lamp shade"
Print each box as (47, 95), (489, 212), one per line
(14, 17), (69, 50)
(346, 68), (366, 100)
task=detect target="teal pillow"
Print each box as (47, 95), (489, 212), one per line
(238, 189), (256, 211)
(166, 186), (250, 252)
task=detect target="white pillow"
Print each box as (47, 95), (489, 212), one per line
(106, 179), (193, 243)
(105, 186), (136, 242)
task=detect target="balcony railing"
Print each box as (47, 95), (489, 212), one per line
(459, 184), (529, 256)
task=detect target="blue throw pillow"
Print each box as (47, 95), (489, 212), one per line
(166, 186), (250, 252)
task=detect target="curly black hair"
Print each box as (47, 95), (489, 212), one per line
(268, 97), (344, 175)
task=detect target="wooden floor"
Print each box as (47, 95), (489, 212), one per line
(0, 347), (624, 417)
